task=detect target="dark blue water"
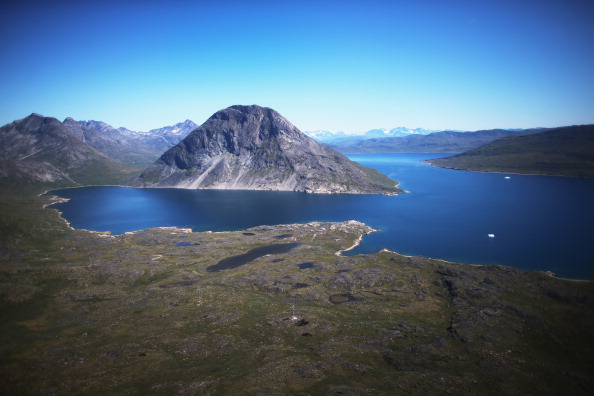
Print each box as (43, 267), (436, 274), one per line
(49, 154), (594, 279)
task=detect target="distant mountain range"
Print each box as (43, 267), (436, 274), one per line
(304, 127), (441, 143)
(2, 110), (592, 190)
(63, 118), (197, 166)
(131, 105), (400, 194)
(426, 125), (594, 177)
(326, 128), (545, 154)
(0, 114), (197, 188)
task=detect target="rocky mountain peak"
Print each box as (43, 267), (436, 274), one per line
(14, 113), (62, 134)
(188, 105), (300, 154)
(131, 105), (401, 194)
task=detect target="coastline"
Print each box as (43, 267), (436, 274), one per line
(335, 225), (378, 256)
(422, 160), (592, 179)
(4, 187), (592, 395)
(39, 183), (593, 282)
(40, 194), (594, 281)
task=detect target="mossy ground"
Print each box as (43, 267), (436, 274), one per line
(1, 187), (593, 395)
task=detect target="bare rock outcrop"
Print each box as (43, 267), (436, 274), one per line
(130, 105), (401, 194)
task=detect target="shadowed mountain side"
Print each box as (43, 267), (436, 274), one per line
(426, 125), (594, 177)
(0, 114), (141, 187)
(130, 105), (401, 194)
(329, 129), (544, 154)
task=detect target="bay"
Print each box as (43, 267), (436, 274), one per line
(49, 153), (594, 280)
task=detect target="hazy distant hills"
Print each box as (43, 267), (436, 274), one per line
(305, 127), (439, 143)
(63, 118), (197, 166)
(131, 105), (400, 194)
(427, 125), (594, 177)
(0, 114), (140, 187)
(326, 128), (544, 154)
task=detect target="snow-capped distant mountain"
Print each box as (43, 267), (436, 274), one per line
(304, 127), (440, 143)
(148, 120), (198, 145)
(304, 130), (349, 141)
(63, 118), (197, 166)
(386, 127), (441, 137)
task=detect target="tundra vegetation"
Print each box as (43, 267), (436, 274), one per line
(1, 185), (593, 395)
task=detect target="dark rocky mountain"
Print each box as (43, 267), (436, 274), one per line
(329, 128), (544, 154)
(63, 118), (197, 167)
(131, 105), (400, 194)
(426, 125), (594, 177)
(0, 114), (140, 186)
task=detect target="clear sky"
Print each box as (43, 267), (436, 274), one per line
(1, 0), (593, 133)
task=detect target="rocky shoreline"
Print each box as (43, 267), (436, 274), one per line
(1, 217), (593, 394)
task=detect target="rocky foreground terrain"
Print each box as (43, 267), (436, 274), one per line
(1, 193), (593, 395)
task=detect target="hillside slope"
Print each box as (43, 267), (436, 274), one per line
(329, 129), (543, 154)
(131, 105), (401, 194)
(426, 125), (594, 177)
(0, 114), (141, 187)
(63, 118), (197, 167)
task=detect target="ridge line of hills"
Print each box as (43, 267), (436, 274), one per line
(426, 124), (594, 178)
(0, 114), (199, 188)
(1, 109), (593, 191)
(325, 128), (552, 153)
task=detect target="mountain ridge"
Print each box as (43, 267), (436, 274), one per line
(426, 125), (594, 177)
(63, 118), (197, 166)
(327, 128), (546, 154)
(131, 105), (401, 194)
(305, 126), (440, 143)
(0, 114), (140, 186)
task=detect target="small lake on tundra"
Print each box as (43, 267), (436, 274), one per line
(49, 153), (594, 280)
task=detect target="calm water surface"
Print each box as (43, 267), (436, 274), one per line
(50, 154), (594, 279)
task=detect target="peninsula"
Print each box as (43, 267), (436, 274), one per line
(1, 195), (592, 395)
(426, 125), (594, 177)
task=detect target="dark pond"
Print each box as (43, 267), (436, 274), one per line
(329, 293), (359, 304)
(298, 262), (314, 269)
(175, 242), (198, 247)
(206, 242), (302, 272)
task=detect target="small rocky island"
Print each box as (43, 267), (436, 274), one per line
(130, 105), (401, 194)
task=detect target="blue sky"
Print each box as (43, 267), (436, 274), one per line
(1, 0), (593, 133)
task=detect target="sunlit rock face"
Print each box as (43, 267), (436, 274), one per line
(131, 105), (401, 194)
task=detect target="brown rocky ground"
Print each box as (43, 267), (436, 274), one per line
(0, 194), (593, 395)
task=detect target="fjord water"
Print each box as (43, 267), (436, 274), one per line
(50, 154), (594, 279)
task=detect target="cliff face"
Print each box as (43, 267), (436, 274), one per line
(131, 105), (401, 194)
